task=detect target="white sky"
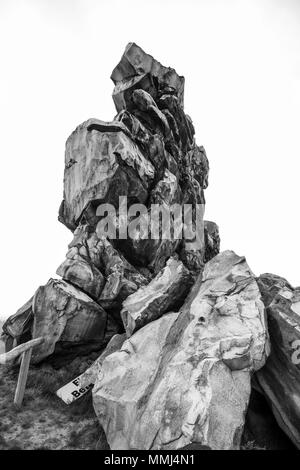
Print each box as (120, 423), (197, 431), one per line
(0, 0), (299, 319)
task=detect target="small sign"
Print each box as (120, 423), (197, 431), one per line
(56, 375), (94, 404)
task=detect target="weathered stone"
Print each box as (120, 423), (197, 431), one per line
(111, 172), (207, 277)
(56, 44), (211, 287)
(1, 296), (34, 349)
(111, 42), (185, 112)
(186, 145), (209, 189)
(179, 243), (205, 277)
(93, 251), (269, 450)
(31, 278), (109, 363)
(80, 333), (126, 388)
(57, 224), (148, 309)
(57, 253), (105, 301)
(112, 166), (184, 274)
(121, 257), (192, 336)
(59, 118), (155, 231)
(131, 89), (172, 138)
(157, 94), (195, 153)
(116, 110), (179, 181)
(178, 206), (206, 276)
(255, 274), (300, 448)
(257, 272), (293, 307)
(149, 169), (180, 206)
(116, 233), (180, 276)
(96, 236), (148, 310)
(204, 220), (220, 263)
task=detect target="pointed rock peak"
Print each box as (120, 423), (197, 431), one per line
(110, 42), (185, 110)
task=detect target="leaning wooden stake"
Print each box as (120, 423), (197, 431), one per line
(14, 348), (33, 406)
(0, 337), (44, 365)
(0, 337), (44, 407)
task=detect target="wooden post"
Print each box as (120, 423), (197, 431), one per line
(0, 337), (44, 365)
(14, 348), (33, 406)
(0, 337), (44, 406)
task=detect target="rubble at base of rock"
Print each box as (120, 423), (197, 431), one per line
(1, 42), (298, 451)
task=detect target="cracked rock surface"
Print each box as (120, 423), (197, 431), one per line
(31, 278), (112, 363)
(92, 251), (269, 450)
(255, 273), (300, 448)
(121, 256), (192, 336)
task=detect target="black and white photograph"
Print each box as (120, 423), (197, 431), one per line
(0, 0), (299, 456)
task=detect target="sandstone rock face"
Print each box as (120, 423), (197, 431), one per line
(111, 42), (185, 112)
(257, 273), (293, 307)
(255, 273), (300, 448)
(31, 278), (111, 363)
(121, 256), (192, 336)
(2, 277), (118, 364)
(58, 43), (210, 279)
(79, 333), (126, 388)
(57, 252), (105, 302)
(57, 223), (148, 309)
(59, 119), (155, 231)
(92, 251), (269, 450)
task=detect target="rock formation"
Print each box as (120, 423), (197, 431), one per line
(2, 42), (215, 362)
(254, 273), (300, 448)
(1, 42), (298, 450)
(93, 251), (269, 450)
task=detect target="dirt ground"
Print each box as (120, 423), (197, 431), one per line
(0, 355), (108, 450)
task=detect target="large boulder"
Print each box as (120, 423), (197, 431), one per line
(111, 42), (185, 112)
(8, 280), (118, 364)
(92, 251), (269, 450)
(255, 273), (300, 448)
(1, 278), (117, 364)
(80, 333), (126, 388)
(121, 256), (192, 336)
(31, 278), (112, 363)
(59, 118), (155, 231)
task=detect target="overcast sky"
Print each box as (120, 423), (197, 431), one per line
(0, 0), (299, 319)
